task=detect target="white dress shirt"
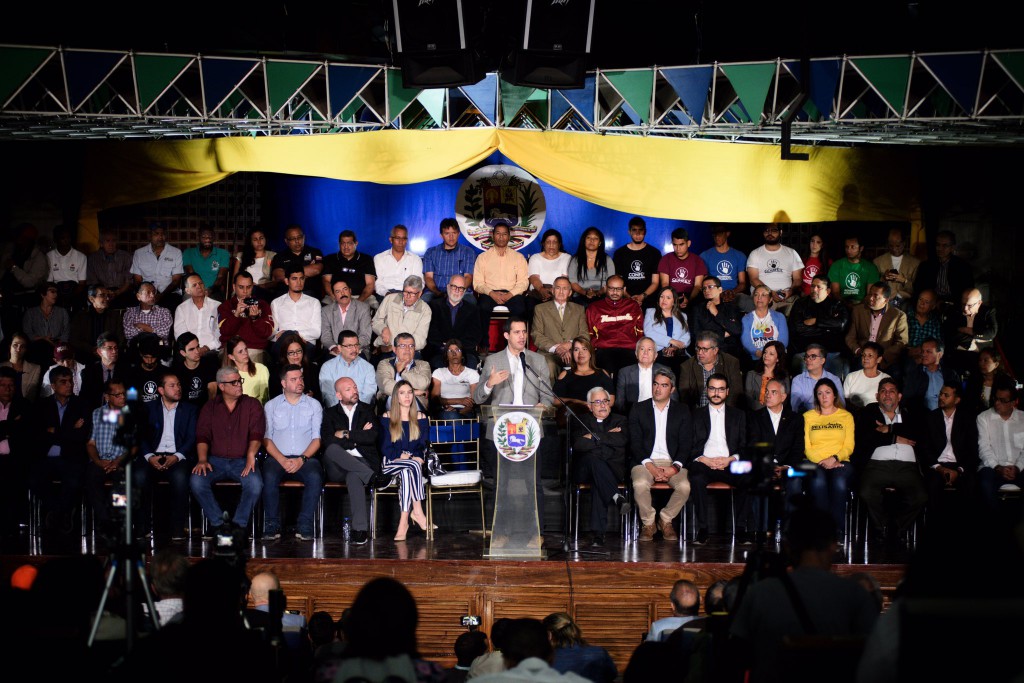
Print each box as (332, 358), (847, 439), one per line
(173, 296), (221, 351)
(373, 250), (424, 296)
(271, 292), (322, 344)
(977, 407), (1024, 470)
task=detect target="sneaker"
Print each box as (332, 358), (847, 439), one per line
(264, 529), (281, 540)
(612, 493), (631, 516)
(638, 524), (657, 542)
(295, 530), (315, 541)
(170, 531), (188, 541)
(591, 533), (605, 547)
(657, 518), (678, 541)
(692, 528), (710, 545)
(350, 530), (369, 545)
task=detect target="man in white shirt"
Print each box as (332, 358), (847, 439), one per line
(746, 222), (804, 314)
(271, 263), (322, 350)
(130, 222), (184, 311)
(373, 224), (423, 299)
(173, 273), (221, 360)
(46, 224), (87, 310)
(976, 381), (1024, 512)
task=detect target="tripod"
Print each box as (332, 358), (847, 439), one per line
(520, 358), (607, 558)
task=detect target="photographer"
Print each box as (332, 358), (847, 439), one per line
(217, 271), (274, 366)
(84, 380), (137, 533)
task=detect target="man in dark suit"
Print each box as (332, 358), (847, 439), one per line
(920, 382), (979, 525)
(628, 368), (692, 542)
(321, 376), (381, 545)
(942, 287), (998, 378)
(135, 370), (198, 539)
(853, 377), (927, 543)
(747, 379), (804, 537)
(572, 386), (630, 547)
(425, 274), (482, 371)
(902, 337), (961, 412)
(30, 365), (91, 533)
(689, 373), (750, 544)
(79, 331), (129, 413)
(615, 337), (676, 415)
(913, 229), (974, 311)
(0, 366), (31, 540)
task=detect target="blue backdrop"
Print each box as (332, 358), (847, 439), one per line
(270, 151), (713, 260)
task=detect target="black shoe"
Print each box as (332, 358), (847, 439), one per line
(735, 528), (753, 545)
(350, 530), (369, 545)
(591, 533), (605, 547)
(612, 493), (631, 516)
(693, 528), (710, 545)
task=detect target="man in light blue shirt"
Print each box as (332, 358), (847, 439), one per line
(319, 329), (376, 407)
(790, 343), (846, 413)
(261, 364), (323, 540)
(422, 217), (477, 304)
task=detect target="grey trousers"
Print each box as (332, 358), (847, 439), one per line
(323, 444), (374, 531)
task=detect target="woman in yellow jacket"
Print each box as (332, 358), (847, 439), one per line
(802, 377), (855, 534)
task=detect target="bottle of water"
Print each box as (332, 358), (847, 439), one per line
(342, 517), (351, 542)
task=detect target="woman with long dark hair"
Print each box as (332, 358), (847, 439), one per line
(643, 286), (690, 373)
(230, 228), (276, 300)
(269, 331), (321, 402)
(527, 228), (572, 303)
(222, 335), (270, 404)
(553, 336), (615, 414)
(380, 380), (430, 542)
(744, 339), (790, 411)
(800, 377), (854, 533)
(800, 233), (831, 296)
(567, 227), (614, 305)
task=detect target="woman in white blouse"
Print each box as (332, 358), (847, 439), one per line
(527, 229), (572, 304)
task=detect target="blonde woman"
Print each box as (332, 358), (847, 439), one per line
(380, 380), (430, 541)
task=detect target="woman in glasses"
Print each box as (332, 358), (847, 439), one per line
(269, 331), (321, 402)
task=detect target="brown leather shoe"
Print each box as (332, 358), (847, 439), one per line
(658, 518), (678, 541)
(638, 524), (657, 541)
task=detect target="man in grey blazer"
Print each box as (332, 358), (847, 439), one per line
(616, 337), (676, 415)
(321, 280), (372, 360)
(473, 317), (554, 533)
(531, 277), (589, 384)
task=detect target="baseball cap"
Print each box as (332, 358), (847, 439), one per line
(54, 344), (74, 361)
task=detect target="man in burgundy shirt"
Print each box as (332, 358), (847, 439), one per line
(586, 275), (644, 372)
(217, 271), (274, 365)
(190, 366), (266, 533)
(658, 227), (708, 307)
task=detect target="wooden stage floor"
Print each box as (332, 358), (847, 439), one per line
(2, 519), (908, 672)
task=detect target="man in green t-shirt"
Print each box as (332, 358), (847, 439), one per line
(182, 224), (231, 300)
(828, 236), (880, 307)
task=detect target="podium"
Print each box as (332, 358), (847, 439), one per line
(481, 404), (547, 559)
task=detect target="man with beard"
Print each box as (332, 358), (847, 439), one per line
(746, 222), (804, 314)
(425, 274), (482, 370)
(473, 221), (529, 352)
(586, 275), (644, 372)
(612, 216), (662, 310)
(126, 336), (167, 404)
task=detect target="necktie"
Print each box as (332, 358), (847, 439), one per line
(558, 305), (564, 321)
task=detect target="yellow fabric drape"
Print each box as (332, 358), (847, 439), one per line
(81, 128), (917, 240)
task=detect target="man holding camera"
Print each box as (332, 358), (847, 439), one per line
(218, 271), (274, 366)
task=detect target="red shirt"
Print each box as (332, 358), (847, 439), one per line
(196, 394), (266, 459)
(657, 252), (708, 298)
(586, 297), (643, 349)
(217, 297), (274, 350)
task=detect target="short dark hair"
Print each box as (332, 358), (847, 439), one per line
(95, 331), (119, 349)
(175, 332), (199, 355)
(706, 372), (729, 389)
(279, 363), (304, 380)
(503, 316), (527, 334)
(993, 377), (1018, 402)
(671, 227), (690, 242)
(921, 337), (945, 353)
(338, 329), (359, 346)
(439, 217), (459, 232)
(234, 270), (254, 283)
(942, 382), (963, 398)
(936, 229), (957, 245)
(454, 630), (489, 666)
(878, 376), (902, 393)
(49, 365), (73, 384)
(338, 229), (357, 241)
(0, 366), (18, 382)
(501, 618), (552, 666)
(285, 263), (305, 278)
(870, 281), (892, 298)
(628, 216), (646, 230)
(653, 368), (676, 388)
(860, 341), (884, 357)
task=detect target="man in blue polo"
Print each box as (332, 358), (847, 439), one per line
(422, 217), (478, 304)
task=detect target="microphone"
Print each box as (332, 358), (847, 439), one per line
(519, 351), (529, 378)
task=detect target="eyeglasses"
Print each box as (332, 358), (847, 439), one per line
(589, 399), (610, 406)
(286, 349), (304, 356)
(396, 343), (415, 349)
(707, 386), (728, 393)
(448, 285), (467, 292)
(805, 354), (824, 360)
(222, 378), (245, 386)
(994, 397), (1015, 404)
(341, 343), (361, 349)
(763, 227), (781, 233)
(402, 290), (419, 296)
(696, 345), (717, 352)
(607, 286), (624, 292)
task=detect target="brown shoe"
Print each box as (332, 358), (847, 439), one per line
(638, 524), (657, 542)
(658, 518), (678, 541)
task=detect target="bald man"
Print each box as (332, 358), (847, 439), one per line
(320, 376), (380, 545)
(943, 287), (998, 377)
(246, 570), (308, 649)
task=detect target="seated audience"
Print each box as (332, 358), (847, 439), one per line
(678, 331), (744, 408)
(474, 618), (590, 682)
(69, 285), (123, 360)
(828, 235), (880, 307)
(274, 330), (323, 403)
(182, 225), (230, 300)
(740, 285), (789, 365)
(375, 332), (431, 408)
(553, 336), (615, 418)
(84, 379), (135, 534)
(531, 276), (589, 383)
(430, 338), (479, 420)
(902, 337), (960, 412)
(317, 329), (372, 407)
(543, 611), (617, 683)
(643, 286), (690, 373)
(379, 381), (430, 542)
(528, 228), (572, 306)
(122, 281), (173, 348)
(615, 337), (676, 416)
(218, 271), (274, 366)
(646, 579), (701, 642)
(845, 282), (909, 373)
(586, 275), (643, 372)
(743, 340), (789, 411)
(40, 342), (84, 397)
(223, 335), (270, 404)
(790, 343), (846, 414)
(690, 276), (743, 359)
(1, 330), (42, 401)
(321, 279), (372, 359)
(921, 383), (978, 526)
(567, 227), (614, 305)
(842, 341), (890, 412)
(449, 630), (489, 683)
(371, 274), (431, 357)
(473, 221), (529, 352)
(801, 378), (855, 534)
(172, 332), (217, 409)
(270, 264), (322, 350)
(421, 217), (477, 304)
(230, 227), (277, 301)
(787, 274), (849, 377)
(22, 282), (70, 366)
(572, 387), (630, 547)
(942, 287), (998, 377)
(873, 227), (919, 311)
(87, 229), (135, 308)
(975, 380), (1024, 513)
(913, 229), (973, 310)
(424, 274), (481, 371)
(963, 347), (1013, 414)
(904, 289), (941, 368)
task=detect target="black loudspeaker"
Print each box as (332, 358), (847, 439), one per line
(392, 0), (482, 88)
(507, 0), (596, 89)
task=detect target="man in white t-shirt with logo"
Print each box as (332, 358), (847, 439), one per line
(746, 223), (804, 315)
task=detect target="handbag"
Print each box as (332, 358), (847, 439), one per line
(424, 442), (447, 478)
(369, 471), (397, 490)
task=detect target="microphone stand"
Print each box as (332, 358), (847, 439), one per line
(519, 353), (608, 558)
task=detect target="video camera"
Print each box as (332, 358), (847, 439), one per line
(212, 516), (249, 569)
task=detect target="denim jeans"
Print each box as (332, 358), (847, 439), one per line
(261, 456), (323, 534)
(189, 456), (263, 528)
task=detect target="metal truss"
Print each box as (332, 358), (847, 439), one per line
(1, 45), (1022, 146)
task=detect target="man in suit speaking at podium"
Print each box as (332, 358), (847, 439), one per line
(474, 317), (553, 541)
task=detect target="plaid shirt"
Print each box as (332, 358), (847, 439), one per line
(122, 305), (173, 342)
(907, 313), (941, 348)
(91, 407), (128, 460)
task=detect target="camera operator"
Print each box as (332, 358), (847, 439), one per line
(84, 379), (137, 534)
(729, 503), (878, 683)
(218, 271), (274, 366)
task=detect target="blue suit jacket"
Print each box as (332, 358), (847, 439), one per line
(138, 398), (198, 461)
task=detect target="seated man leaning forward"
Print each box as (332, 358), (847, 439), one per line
(190, 366), (266, 533)
(627, 368), (693, 542)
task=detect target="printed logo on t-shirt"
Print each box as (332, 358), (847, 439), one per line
(805, 264), (820, 280)
(672, 266), (692, 285)
(716, 261), (734, 277)
(189, 376), (202, 398)
(765, 258), (783, 273)
(627, 259), (646, 281)
(844, 272), (861, 291)
(143, 380), (158, 400)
